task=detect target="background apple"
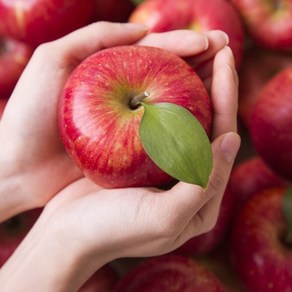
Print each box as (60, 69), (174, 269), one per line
(238, 46), (292, 128)
(79, 263), (119, 292)
(0, 0), (94, 47)
(129, 0), (245, 69)
(113, 255), (226, 291)
(93, 0), (135, 22)
(58, 45), (212, 188)
(0, 36), (33, 99)
(230, 187), (292, 291)
(0, 208), (42, 267)
(232, 0), (292, 51)
(249, 67), (292, 182)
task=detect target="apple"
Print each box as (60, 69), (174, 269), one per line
(173, 187), (234, 256)
(79, 264), (119, 292)
(129, 0), (245, 69)
(230, 187), (292, 291)
(227, 156), (289, 215)
(0, 0), (94, 47)
(58, 45), (212, 188)
(0, 98), (8, 119)
(249, 67), (292, 182)
(238, 46), (292, 127)
(232, 0), (292, 51)
(0, 208), (42, 267)
(93, 0), (135, 22)
(113, 255), (226, 291)
(0, 36), (33, 99)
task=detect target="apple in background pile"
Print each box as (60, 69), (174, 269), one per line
(232, 0), (292, 51)
(249, 67), (292, 182)
(129, 0), (245, 69)
(79, 264), (119, 292)
(0, 0), (95, 47)
(93, 0), (135, 22)
(0, 208), (42, 267)
(0, 36), (33, 99)
(230, 187), (292, 291)
(227, 155), (289, 215)
(58, 45), (212, 188)
(173, 187), (234, 256)
(113, 255), (226, 291)
(238, 46), (292, 128)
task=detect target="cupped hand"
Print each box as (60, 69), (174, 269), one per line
(0, 22), (229, 222)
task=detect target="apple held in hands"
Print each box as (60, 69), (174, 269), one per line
(59, 45), (213, 188)
(0, 0), (94, 47)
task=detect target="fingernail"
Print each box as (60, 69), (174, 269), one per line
(220, 132), (241, 163)
(124, 22), (149, 32)
(217, 30), (229, 45)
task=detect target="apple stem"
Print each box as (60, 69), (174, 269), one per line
(130, 91), (150, 109)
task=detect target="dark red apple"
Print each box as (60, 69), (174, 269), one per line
(227, 156), (289, 215)
(0, 209), (42, 267)
(58, 45), (212, 188)
(79, 264), (119, 292)
(0, 0), (94, 47)
(129, 0), (245, 69)
(93, 0), (135, 22)
(249, 67), (292, 182)
(113, 255), (226, 291)
(0, 37), (33, 99)
(232, 0), (292, 51)
(173, 187), (234, 256)
(230, 187), (292, 291)
(238, 46), (292, 127)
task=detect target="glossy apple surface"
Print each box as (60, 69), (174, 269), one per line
(249, 67), (292, 182)
(129, 0), (244, 68)
(232, 0), (292, 51)
(93, 0), (135, 22)
(173, 187), (234, 256)
(230, 187), (292, 291)
(0, 0), (94, 47)
(113, 255), (226, 291)
(79, 264), (119, 292)
(238, 46), (292, 127)
(58, 45), (212, 188)
(0, 37), (33, 99)
(0, 209), (42, 267)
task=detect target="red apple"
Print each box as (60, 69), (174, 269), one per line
(249, 67), (292, 182)
(79, 264), (119, 292)
(0, 36), (33, 99)
(93, 0), (135, 22)
(230, 187), (292, 291)
(228, 156), (289, 215)
(173, 187), (234, 256)
(129, 0), (245, 69)
(0, 0), (94, 47)
(232, 0), (292, 51)
(0, 209), (42, 267)
(113, 255), (226, 291)
(238, 46), (292, 127)
(58, 45), (212, 188)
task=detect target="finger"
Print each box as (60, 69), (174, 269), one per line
(211, 46), (238, 140)
(136, 30), (208, 56)
(185, 30), (229, 68)
(49, 21), (148, 63)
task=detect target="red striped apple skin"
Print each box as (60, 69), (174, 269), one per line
(59, 45), (212, 188)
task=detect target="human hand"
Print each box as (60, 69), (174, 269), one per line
(0, 21), (229, 222)
(0, 31), (240, 291)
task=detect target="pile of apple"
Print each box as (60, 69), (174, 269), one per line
(1, 0), (292, 291)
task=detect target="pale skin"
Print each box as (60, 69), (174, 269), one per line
(0, 22), (240, 291)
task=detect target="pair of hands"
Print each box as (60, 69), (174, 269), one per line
(0, 22), (240, 291)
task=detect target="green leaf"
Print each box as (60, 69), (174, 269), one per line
(139, 102), (213, 188)
(283, 187), (292, 244)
